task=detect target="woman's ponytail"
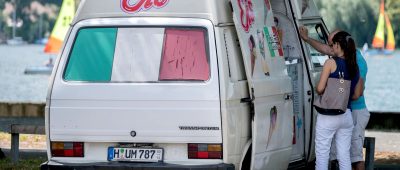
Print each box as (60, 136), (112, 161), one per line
(332, 31), (358, 79)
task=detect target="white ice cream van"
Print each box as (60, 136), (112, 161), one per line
(41, 0), (332, 169)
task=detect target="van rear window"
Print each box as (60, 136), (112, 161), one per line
(64, 27), (210, 82)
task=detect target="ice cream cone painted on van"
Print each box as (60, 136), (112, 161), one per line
(267, 106), (278, 147)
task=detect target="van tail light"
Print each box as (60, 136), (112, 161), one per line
(188, 143), (222, 159)
(51, 141), (84, 157)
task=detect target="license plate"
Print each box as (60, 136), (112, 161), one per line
(107, 147), (163, 162)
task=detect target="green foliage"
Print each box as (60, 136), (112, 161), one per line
(316, 0), (376, 47)
(315, 0), (399, 48)
(0, 0), (63, 43)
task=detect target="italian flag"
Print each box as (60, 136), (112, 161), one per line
(264, 26), (283, 57)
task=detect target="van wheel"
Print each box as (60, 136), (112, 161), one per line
(241, 146), (251, 170)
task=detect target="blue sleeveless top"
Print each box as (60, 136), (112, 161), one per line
(329, 57), (360, 109)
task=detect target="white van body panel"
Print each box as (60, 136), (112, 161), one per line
(50, 18), (222, 143)
(270, 0), (309, 162)
(73, 0), (233, 25)
(214, 26), (252, 167)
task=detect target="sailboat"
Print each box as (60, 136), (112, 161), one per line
(24, 0), (75, 75)
(44, 0), (75, 54)
(371, 0), (395, 55)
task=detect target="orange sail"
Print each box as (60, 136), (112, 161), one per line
(372, 0), (385, 49)
(385, 13), (395, 51)
(44, 0), (75, 54)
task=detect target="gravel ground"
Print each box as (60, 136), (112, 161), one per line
(366, 130), (400, 152)
(375, 151), (400, 164)
(365, 130), (400, 165)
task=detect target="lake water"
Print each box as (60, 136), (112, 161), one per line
(0, 45), (398, 112)
(364, 51), (400, 112)
(0, 45), (51, 103)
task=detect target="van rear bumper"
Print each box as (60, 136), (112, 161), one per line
(40, 161), (235, 170)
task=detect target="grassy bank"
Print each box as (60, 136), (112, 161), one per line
(0, 158), (46, 170)
(0, 132), (46, 169)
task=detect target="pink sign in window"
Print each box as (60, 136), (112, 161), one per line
(159, 28), (210, 81)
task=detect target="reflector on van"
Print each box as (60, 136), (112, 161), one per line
(51, 142), (84, 157)
(188, 143), (222, 159)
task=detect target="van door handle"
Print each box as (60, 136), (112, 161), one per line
(284, 94), (292, 100)
(240, 97), (254, 103)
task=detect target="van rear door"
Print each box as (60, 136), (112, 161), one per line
(231, 0), (294, 169)
(287, 0), (330, 162)
(49, 18), (222, 144)
(297, 20), (330, 161)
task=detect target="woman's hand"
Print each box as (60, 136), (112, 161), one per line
(299, 26), (309, 42)
(352, 78), (364, 100)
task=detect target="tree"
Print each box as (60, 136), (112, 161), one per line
(316, 0), (377, 47)
(315, 0), (399, 48)
(0, 0), (63, 42)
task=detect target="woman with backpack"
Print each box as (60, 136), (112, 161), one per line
(314, 31), (364, 170)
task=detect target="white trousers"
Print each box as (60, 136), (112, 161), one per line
(315, 109), (354, 170)
(330, 108), (370, 163)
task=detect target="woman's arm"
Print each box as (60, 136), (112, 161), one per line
(352, 78), (364, 100)
(299, 26), (335, 56)
(317, 59), (334, 95)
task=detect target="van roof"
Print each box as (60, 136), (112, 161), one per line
(73, 0), (233, 25)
